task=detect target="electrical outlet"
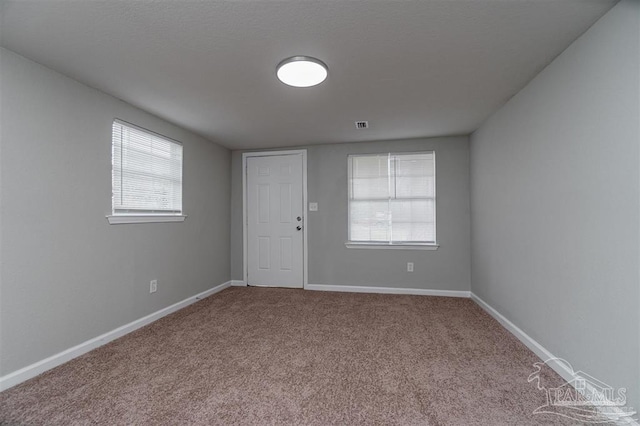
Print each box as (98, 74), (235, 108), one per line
(407, 262), (414, 272)
(150, 279), (157, 293)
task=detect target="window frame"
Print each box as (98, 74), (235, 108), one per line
(106, 119), (186, 225)
(346, 151), (438, 250)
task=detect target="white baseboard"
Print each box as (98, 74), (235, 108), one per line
(470, 293), (559, 369)
(0, 280), (232, 392)
(306, 283), (470, 298)
(471, 292), (638, 426)
(230, 280), (247, 286)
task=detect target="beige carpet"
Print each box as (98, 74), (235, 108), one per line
(1, 287), (589, 425)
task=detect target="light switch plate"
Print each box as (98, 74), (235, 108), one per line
(309, 202), (318, 211)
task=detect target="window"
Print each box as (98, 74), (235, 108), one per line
(347, 152), (436, 248)
(108, 120), (184, 224)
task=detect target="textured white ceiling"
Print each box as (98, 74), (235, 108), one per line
(1, 0), (617, 149)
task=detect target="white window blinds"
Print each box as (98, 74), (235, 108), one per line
(112, 120), (183, 215)
(348, 152), (435, 244)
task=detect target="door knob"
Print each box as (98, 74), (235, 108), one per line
(296, 226), (302, 231)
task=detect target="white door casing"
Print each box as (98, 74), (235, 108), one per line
(244, 151), (306, 288)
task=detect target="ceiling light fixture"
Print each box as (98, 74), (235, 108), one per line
(276, 56), (328, 88)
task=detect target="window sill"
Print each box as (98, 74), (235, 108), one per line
(106, 215), (186, 224)
(345, 242), (439, 250)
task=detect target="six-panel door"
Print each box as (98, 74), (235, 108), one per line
(246, 154), (304, 288)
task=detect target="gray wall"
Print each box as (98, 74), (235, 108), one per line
(470, 0), (639, 411)
(0, 48), (231, 375)
(231, 137), (470, 291)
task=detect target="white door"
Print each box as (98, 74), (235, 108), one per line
(246, 153), (304, 288)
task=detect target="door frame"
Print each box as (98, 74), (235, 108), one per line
(242, 149), (308, 288)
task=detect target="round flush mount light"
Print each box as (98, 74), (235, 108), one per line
(276, 56), (328, 88)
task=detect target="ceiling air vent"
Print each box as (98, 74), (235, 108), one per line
(355, 121), (369, 129)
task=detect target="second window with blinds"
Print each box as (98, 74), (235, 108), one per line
(108, 119), (185, 224)
(347, 152), (437, 248)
